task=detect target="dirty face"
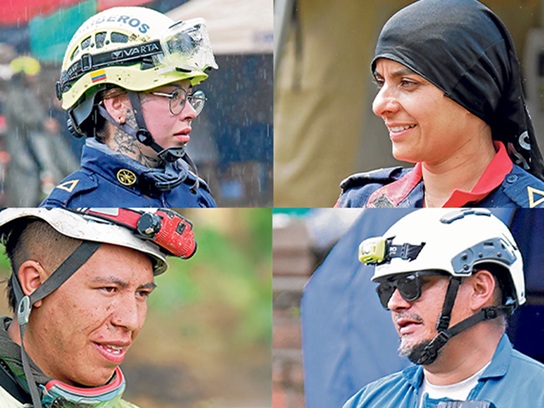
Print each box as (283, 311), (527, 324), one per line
(26, 244), (155, 386)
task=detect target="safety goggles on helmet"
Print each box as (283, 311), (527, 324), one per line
(58, 16), (217, 110)
(375, 270), (449, 309)
(41, 367), (125, 407)
(150, 87), (206, 116)
(155, 19), (217, 76)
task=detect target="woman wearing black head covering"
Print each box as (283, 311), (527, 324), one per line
(336, 0), (544, 208)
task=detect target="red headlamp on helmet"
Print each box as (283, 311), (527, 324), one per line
(81, 208), (196, 259)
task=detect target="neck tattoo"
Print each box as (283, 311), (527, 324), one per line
(111, 111), (160, 167)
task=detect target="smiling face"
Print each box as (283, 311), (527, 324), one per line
(26, 244), (155, 386)
(372, 58), (490, 166)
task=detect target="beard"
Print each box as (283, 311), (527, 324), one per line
(398, 338), (438, 365)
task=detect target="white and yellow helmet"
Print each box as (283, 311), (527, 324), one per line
(359, 208), (525, 307)
(57, 6), (217, 133)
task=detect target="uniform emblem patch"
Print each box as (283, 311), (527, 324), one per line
(117, 169), (137, 186)
(527, 186), (544, 208)
(56, 180), (79, 193)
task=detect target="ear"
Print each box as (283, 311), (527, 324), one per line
(468, 270), (497, 311)
(17, 260), (48, 308)
(102, 93), (130, 123)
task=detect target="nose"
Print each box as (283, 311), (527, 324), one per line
(372, 84), (400, 118)
(111, 296), (146, 332)
(179, 100), (197, 121)
(387, 288), (411, 311)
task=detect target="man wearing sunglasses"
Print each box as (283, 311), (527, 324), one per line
(41, 6), (218, 208)
(344, 209), (544, 408)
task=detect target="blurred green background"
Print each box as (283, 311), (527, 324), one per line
(0, 208), (272, 408)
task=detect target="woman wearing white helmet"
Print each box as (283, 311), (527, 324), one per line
(0, 208), (196, 407)
(41, 6), (218, 208)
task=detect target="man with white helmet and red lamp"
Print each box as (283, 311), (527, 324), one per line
(344, 209), (544, 408)
(0, 208), (196, 407)
(42, 6), (218, 208)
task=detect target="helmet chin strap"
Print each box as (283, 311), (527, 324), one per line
(97, 91), (200, 192)
(411, 276), (515, 366)
(13, 242), (102, 408)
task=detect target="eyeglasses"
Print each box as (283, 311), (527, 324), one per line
(375, 270), (449, 309)
(150, 87), (206, 116)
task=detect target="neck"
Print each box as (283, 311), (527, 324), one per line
(422, 324), (503, 385)
(7, 319), (21, 346)
(422, 138), (496, 208)
(107, 128), (161, 168)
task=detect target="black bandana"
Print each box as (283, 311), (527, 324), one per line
(372, 0), (544, 180)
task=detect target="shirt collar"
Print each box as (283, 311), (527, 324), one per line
(443, 141), (513, 207)
(401, 333), (511, 390)
(367, 142), (512, 207)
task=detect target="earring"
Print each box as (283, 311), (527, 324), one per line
(118, 116), (126, 125)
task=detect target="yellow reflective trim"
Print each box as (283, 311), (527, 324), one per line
(527, 186), (544, 208)
(56, 180), (79, 193)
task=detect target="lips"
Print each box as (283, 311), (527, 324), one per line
(395, 316), (423, 336)
(174, 127), (192, 144)
(389, 124), (416, 133)
(94, 342), (130, 365)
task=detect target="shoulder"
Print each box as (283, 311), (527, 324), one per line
(509, 348), (544, 375)
(168, 178), (217, 208)
(40, 170), (99, 208)
(342, 368), (418, 408)
(497, 165), (544, 208)
(336, 167), (410, 208)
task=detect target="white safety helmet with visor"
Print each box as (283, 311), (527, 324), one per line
(57, 6), (218, 165)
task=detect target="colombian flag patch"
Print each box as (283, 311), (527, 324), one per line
(90, 69), (107, 83)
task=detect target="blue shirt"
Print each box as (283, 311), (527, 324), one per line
(336, 165), (544, 208)
(343, 334), (544, 408)
(41, 140), (216, 208)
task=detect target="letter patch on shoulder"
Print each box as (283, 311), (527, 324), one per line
(117, 169), (137, 186)
(528, 186), (544, 208)
(57, 180), (79, 193)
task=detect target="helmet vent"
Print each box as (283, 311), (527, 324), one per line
(81, 36), (92, 50)
(70, 47), (80, 62)
(111, 32), (129, 43)
(95, 32), (107, 49)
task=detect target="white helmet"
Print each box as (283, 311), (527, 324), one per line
(0, 208), (197, 275)
(359, 208), (525, 365)
(359, 208), (525, 306)
(57, 6), (217, 135)
(0, 207), (196, 408)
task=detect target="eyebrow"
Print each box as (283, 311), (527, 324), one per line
(90, 276), (157, 290)
(374, 67), (417, 78)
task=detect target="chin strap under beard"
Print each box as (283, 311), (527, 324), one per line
(410, 276), (515, 366)
(97, 90), (200, 193)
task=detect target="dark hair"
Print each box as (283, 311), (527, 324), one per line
(4, 219), (82, 312)
(77, 86), (128, 143)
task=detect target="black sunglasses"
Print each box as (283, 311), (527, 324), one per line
(375, 270), (449, 309)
